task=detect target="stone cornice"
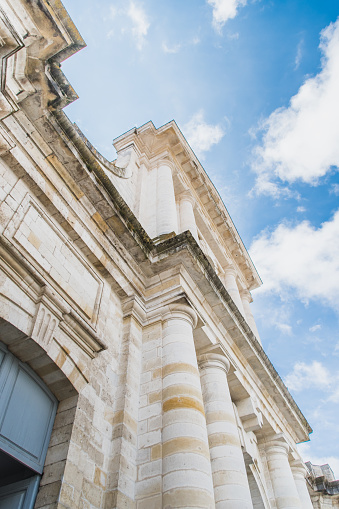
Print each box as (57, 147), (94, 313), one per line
(72, 125), (138, 179)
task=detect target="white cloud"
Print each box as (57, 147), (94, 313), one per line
(309, 324), (321, 332)
(252, 299), (295, 337)
(294, 39), (304, 70)
(228, 31), (240, 40)
(331, 183), (339, 195)
(106, 2), (150, 50)
(296, 206), (306, 213)
(276, 322), (293, 335)
(162, 36), (203, 54)
(207, 0), (247, 32)
(252, 18), (339, 196)
(284, 361), (331, 392)
(284, 360), (339, 429)
(249, 210), (339, 310)
(182, 111), (226, 158)
(329, 386), (339, 403)
(127, 1), (150, 50)
(162, 42), (181, 54)
(109, 5), (117, 19)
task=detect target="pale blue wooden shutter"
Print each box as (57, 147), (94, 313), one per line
(0, 475), (40, 509)
(0, 343), (58, 474)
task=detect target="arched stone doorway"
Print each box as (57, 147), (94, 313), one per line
(0, 316), (79, 509)
(0, 341), (57, 507)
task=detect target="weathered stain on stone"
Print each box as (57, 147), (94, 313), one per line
(163, 396), (205, 415)
(208, 432), (241, 449)
(162, 384), (202, 401)
(151, 444), (162, 461)
(162, 488), (214, 509)
(162, 437), (210, 458)
(91, 211), (108, 233)
(205, 410), (235, 424)
(162, 362), (199, 378)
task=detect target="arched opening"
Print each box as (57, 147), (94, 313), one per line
(0, 341), (57, 508)
(0, 319), (79, 509)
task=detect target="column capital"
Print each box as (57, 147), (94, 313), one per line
(156, 159), (175, 172)
(163, 302), (198, 328)
(122, 295), (146, 324)
(198, 352), (230, 374)
(264, 434), (290, 455)
(179, 190), (196, 207)
(240, 288), (253, 303)
(290, 460), (308, 478)
(224, 265), (237, 278)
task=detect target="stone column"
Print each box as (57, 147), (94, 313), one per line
(156, 162), (178, 237)
(179, 191), (198, 242)
(199, 353), (253, 509)
(291, 460), (313, 509)
(240, 290), (261, 344)
(223, 267), (245, 315)
(162, 304), (215, 508)
(265, 437), (302, 509)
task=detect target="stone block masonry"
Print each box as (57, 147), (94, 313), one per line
(0, 0), (327, 508)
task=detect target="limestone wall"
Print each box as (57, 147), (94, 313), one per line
(0, 1), (317, 508)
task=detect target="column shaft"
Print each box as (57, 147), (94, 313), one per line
(265, 440), (302, 509)
(223, 268), (245, 315)
(157, 163), (178, 237)
(199, 354), (253, 509)
(180, 194), (198, 242)
(291, 462), (313, 509)
(162, 307), (215, 508)
(240, 291), (261, 344)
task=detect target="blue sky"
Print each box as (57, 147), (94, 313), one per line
(61, 0), (339, 475)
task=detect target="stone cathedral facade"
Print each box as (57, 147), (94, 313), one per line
(0, 1), (338, 508)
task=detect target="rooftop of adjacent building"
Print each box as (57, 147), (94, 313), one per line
(307, 462), (339, 496)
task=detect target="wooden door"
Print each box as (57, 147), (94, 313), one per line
(0, 476), (40, 509)
(0, 342), (58, 508)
